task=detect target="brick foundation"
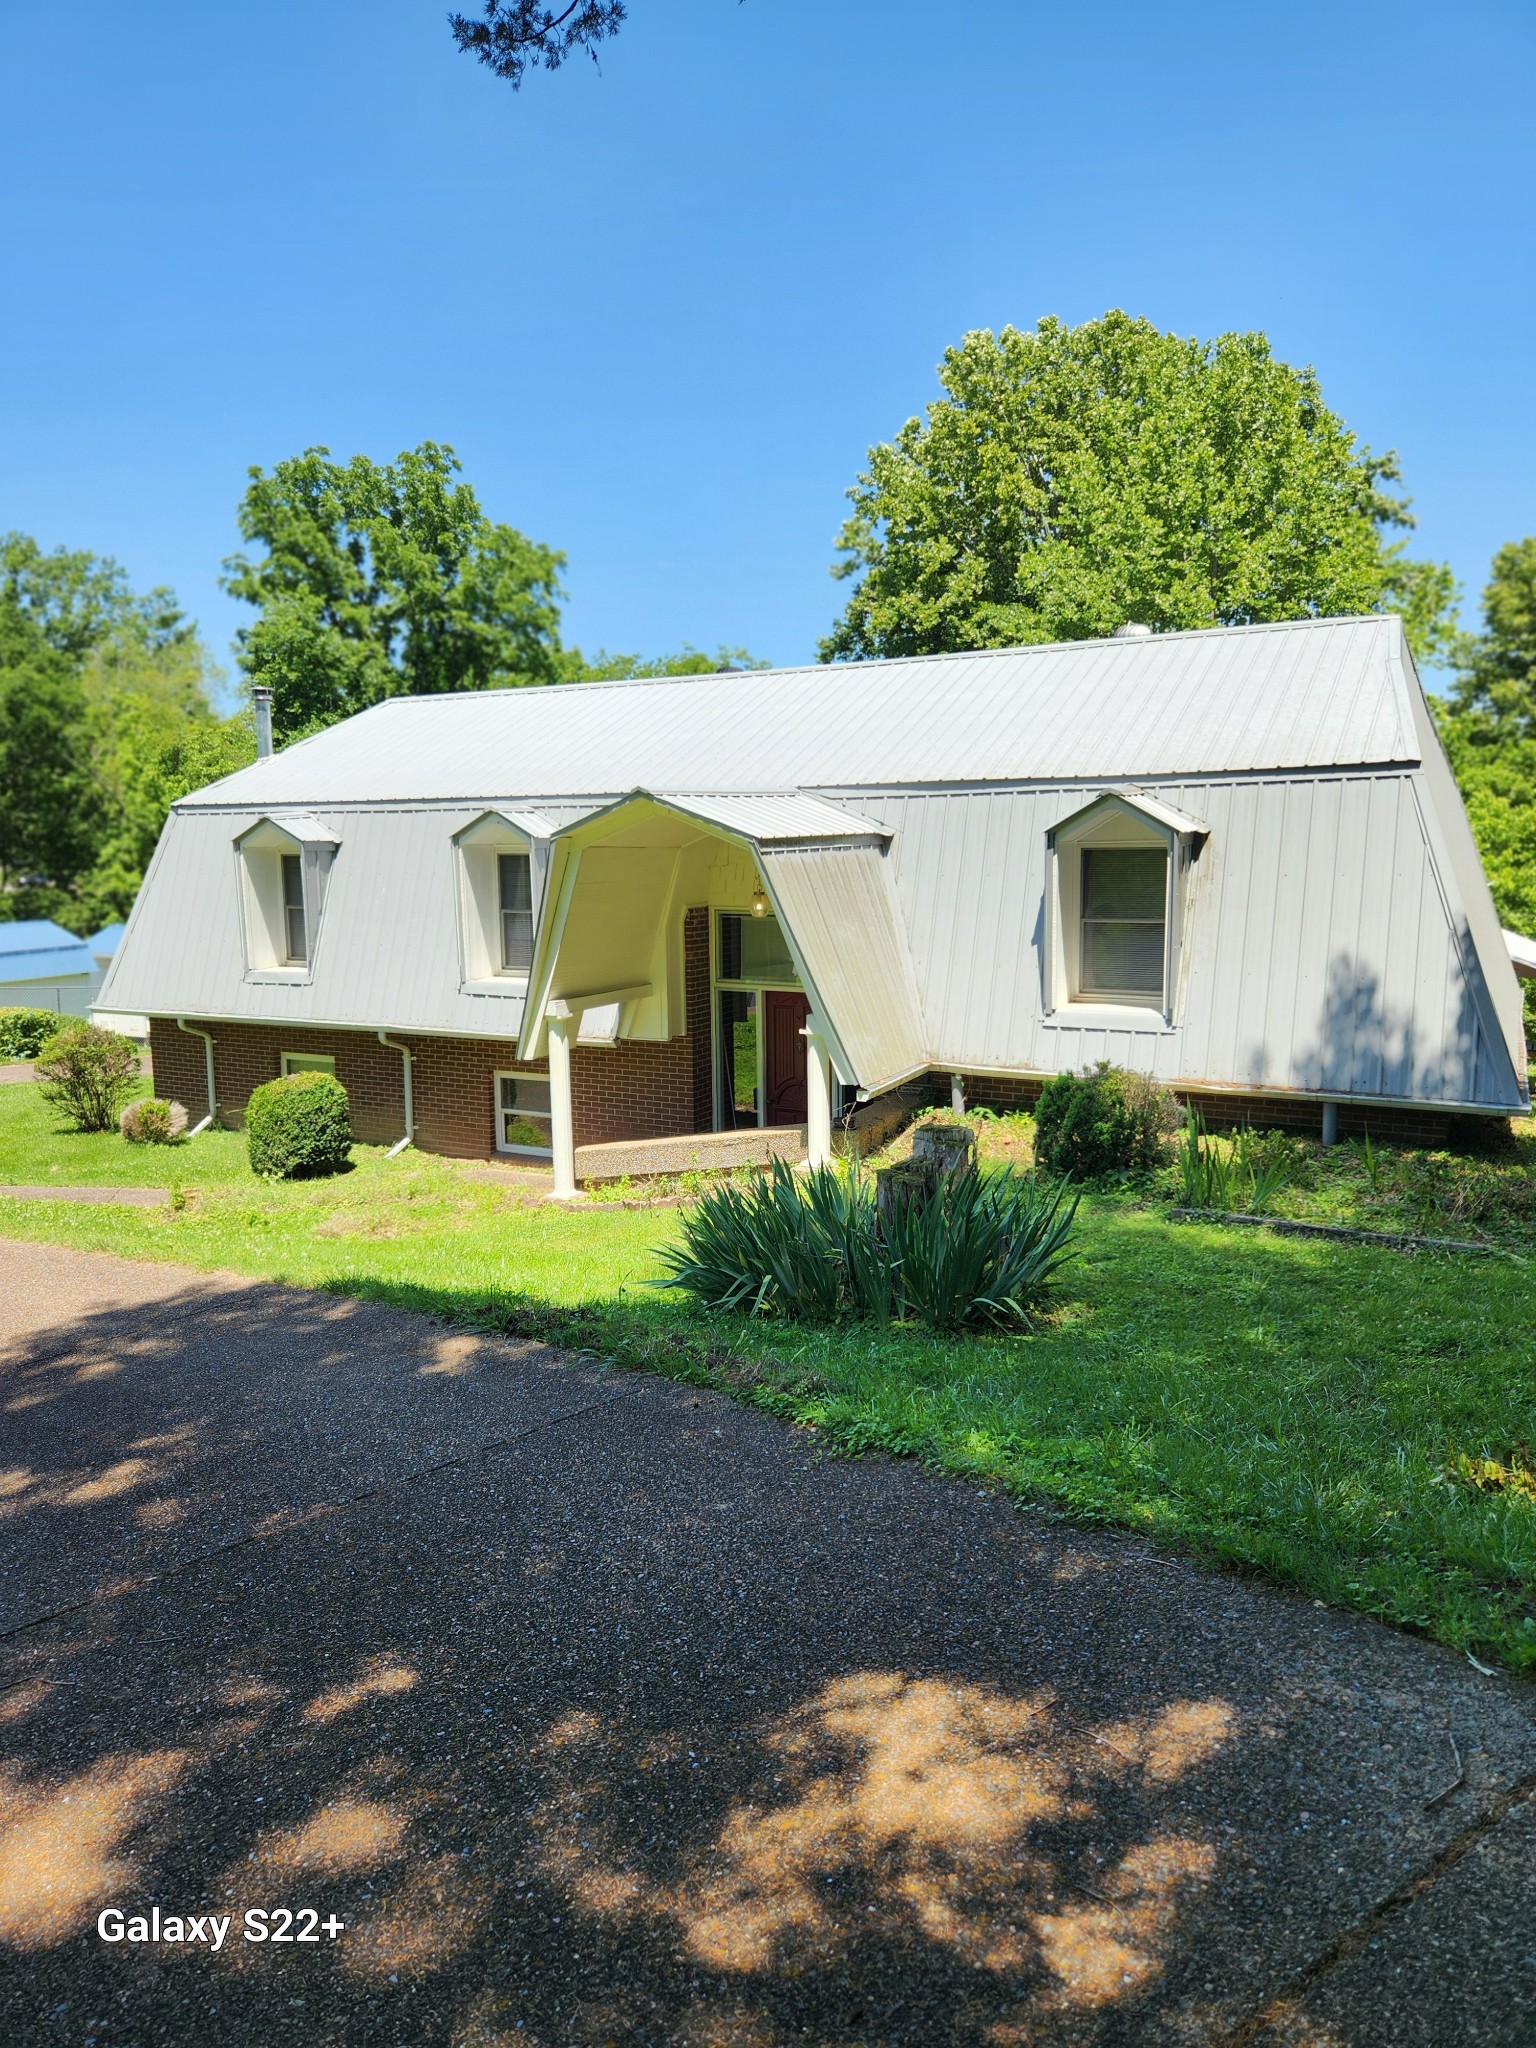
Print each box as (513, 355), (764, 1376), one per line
(144, 990), (1497, 1163)
(147, 904), (719, 1160)
(874, 1071), (1494, 1150)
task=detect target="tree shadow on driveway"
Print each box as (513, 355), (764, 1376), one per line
(0, 1250), (1533, 2046)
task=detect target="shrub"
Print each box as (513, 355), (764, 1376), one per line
(655, 1156), (1078, 1332)
(1034, 1062), (1178, 1178)
(246, 1070), (352, 1179)
(120, 1097), (189, 1145)
(34, 1023), (142, 1133)
(0, 1006), (59, 1061)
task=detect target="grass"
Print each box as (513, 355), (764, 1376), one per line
(2, 1081), (1535, 1674)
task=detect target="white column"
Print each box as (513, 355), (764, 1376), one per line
(546, 1013), (579, 1198)
(805, 1025), (832, 1169)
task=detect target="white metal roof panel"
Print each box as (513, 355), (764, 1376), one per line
(646, 791), (889, 843)
(183, 615), (1417, 812)
(760, 842), (928, 1091)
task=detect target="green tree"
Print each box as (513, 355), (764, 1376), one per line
(0, 654), (103, 916)
(0, 533), (233, 927)
(1447, 538), (1536, 737)
(450, 2), (627, 87)
(822, 312), (1456, 665)
(1435, 540), (1536, 1045)
(565, 643), (766, 682)
(0, 531), (185, 661)
(222, 443), (568, 741)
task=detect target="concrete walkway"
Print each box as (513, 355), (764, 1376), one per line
(0, 1239), (1531, 2048)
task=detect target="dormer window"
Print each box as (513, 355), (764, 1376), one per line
(234, 814), (339, 981)
(1045, 790), (1205, 1021)
(454, 812), (550, 991)
(282, 854), (307, 963)
(499, 852), (533, 974)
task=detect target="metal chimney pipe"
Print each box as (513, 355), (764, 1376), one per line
(252, 685), (274, 758)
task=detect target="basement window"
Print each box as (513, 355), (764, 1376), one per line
(495, 1072), (553, 1157)
(282, 1052), (336, 1077)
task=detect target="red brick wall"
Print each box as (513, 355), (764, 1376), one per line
(145, 907), (721, 1159)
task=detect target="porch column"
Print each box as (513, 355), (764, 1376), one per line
(804, 1023), (833, 1169)
(546, 1013), (579, 1199)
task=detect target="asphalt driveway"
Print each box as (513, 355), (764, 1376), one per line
(0, 1238), (1532, 2047)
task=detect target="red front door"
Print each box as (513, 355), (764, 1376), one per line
(763, 991), (811, 1125)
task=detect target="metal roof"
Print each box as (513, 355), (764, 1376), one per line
(183, 615), (1418, 812)
(101, 613), (1530, 1114)
(0, 920), (95, 981)
(634, 791), (889, 843)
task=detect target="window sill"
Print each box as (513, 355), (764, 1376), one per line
(1046, 1001), (1174, 1031)
(244, 968), (313, 986)
(463, 978), (529, 998)
(496, 1144), (553, 1161)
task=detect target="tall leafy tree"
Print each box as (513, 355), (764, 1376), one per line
(822, 312), (1457, 665)
(1446, 538), (1536, 737)
(1436, 539), (1536, 1043)
(222, 443), (568, 741)
(0, 652), (103, 914)
(0, 534), (234, 926)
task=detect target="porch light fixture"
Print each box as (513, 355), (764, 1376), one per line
(750, 877), (770, 919)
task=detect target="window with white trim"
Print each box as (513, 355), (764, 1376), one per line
(235, 816), (338, 978)
(281, 854), (307, 963)
(1047, 794), (1199, 1019)
(1078, 846), (1168, 1004)
(495, 1071), (552, 1156)
(282, 1051), (335, 1077)
(498, 852), (533, 974)
(455, 814), (542, 987)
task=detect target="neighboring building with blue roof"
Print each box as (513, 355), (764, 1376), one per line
(88, 923), (126, 970)
(0, 919), (101, 1016)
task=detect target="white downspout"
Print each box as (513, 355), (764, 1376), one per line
(177, 1019), (217, 1135)
(803, 1022), (833, 1170)
(377, 1032), (414, 1156)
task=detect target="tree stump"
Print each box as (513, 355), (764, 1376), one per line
(912, 1123), (977, 1183)
(875, 1160), (931, 1232)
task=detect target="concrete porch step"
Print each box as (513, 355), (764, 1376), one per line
(574, 1125), (808, 1182)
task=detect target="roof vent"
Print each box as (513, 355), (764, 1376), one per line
(1112, 622), (1153, 639)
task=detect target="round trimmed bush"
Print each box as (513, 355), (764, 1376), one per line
(246, 1070), (352, 1179)
(121, 1097), (189, 1145)
(1034, 1061), (1178, 1179)
(0, 1006), (59, 1061)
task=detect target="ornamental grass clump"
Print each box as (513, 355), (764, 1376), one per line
(1034, 1062), (1178, 1179)
(0, 1007), (59, 1061)
(120, 1097), (189, 1145)
(34, 1022), (142, 1133)
(246, 1070), (352, 1179)
(656, 1155), (1077, 1333)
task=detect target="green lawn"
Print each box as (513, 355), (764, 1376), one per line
(2, 1079), (1534, 1673)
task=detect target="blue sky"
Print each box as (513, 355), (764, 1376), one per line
(1, 0), (1531, 681)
